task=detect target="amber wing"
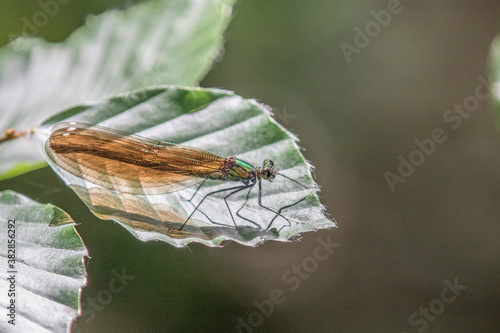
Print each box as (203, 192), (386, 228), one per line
(45, 122), (226, 195)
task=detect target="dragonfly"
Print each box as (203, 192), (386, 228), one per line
(45, 122), (309, 230)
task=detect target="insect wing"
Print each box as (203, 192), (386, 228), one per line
(45, 122), (225, 195)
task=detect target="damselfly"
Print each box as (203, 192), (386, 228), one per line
(45, 122), (309, 230)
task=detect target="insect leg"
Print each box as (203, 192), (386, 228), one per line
(178, 184), (252, 231)
(235, 186), (261, 227)
(223, 184), (254, 228)
(255, 180), (293, 230)
(187, 179), (207, 202)
(266, 194), (310, 231)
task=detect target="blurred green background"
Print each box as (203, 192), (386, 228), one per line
(1, 0), (500, 332)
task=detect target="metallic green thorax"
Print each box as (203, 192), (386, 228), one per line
(226, 157), (256, 183)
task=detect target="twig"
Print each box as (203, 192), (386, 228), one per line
(0, 128), (33, 144)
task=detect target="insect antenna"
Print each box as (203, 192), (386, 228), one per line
(276, 172), (315, 189)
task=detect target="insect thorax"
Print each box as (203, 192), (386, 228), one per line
(222, 156), (257, 183)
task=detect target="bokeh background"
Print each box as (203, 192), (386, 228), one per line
(1, 0), (500, 332)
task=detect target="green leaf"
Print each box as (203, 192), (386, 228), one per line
(34, 85), (335, 247)
(0, 161), (48, 181)
(0, 0), (234, 179)
(489, 36), (500, 130)
(0, 190), (86, 332)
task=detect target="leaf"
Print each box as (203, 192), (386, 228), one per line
(0, 161), (48, 181)
(0, 0), (235, 179)
(0, 190), (87, 332)
(34, 85), (335, 247)
(489, 36), (500, 130)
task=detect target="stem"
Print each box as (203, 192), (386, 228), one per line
(0, 128), (34, 144)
